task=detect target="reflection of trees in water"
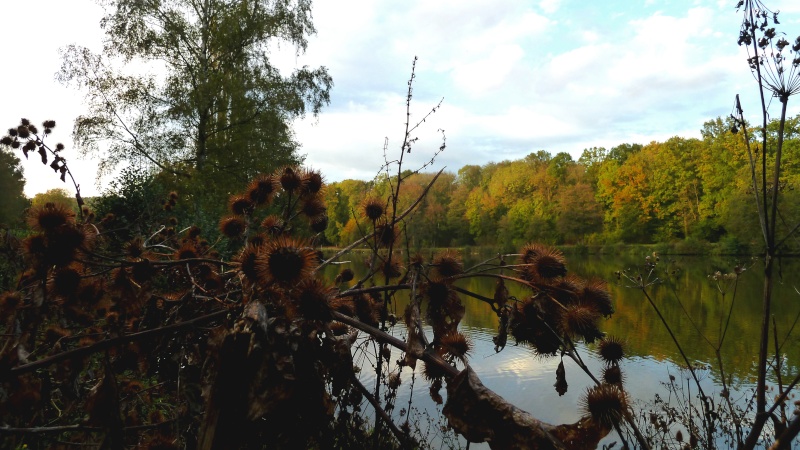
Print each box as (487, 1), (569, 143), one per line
(322, 250), (800, 381)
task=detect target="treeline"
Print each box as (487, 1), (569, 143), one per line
(323, 115), (800, 252)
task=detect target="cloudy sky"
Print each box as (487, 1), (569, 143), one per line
(2, 0), (800, 197)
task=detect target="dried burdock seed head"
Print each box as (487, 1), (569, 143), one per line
(376, 223), (397, 247)
(28, 202), (75, 231)
(424, 280), (451, 303)
(602, 365), (624, 386)
(7, 128), (17, 137)
(0, 291), (21, 313)
(361, 197), (385, 221)
(310, 214), (329, 233)
(278, 166), (302, 192)
(261, 215), (284, 236)
(301, 168), (324, 196)
(301, 195), (327, 219)
(561, 304), (601, 342)
(168, 217), (178, 226)
(55, 143), (64, 151)
(519, 243), (545, 264)
(580, 384), (629, 429)
(219, 216), (246, 238)
(330, 296), (355, 317)
(163, 203), (172, 212)
(184, 226), (200, 239)
(125, 237), (145, 259)
(0, 136), (12, 146)
(27, 124), (38, 135)
(20, 118), (30, 126)
(382, 256), (403, 279)
(42, 120), (56, 129)
(422, 360), (448, 381)
(520, 245), (567, 281)
(431, 249), (463, 279)
(257, 237), (317, 285)
(583, 278), (614, 317)
(246, 174), (276, 205)
(23, 234), (47, 260)
(174, 243), (198, 260)
(354, 293), (379, 326)
(131, 259), (155, 283)
(53, 266), (81, 297)
(17, 125), (30, 139)
(248, 233), (266, 247)
(335, 268), (354, 283)
(236, 245), (260, 282)
(598, 336), (625, 364)
(440, 331), (472, 359)
(228, 194), (253, 216)
(169, 191), (178, 201)
(388, 372), (401, 390)
(44, 325), (70, 344)
(47, 225), (88, 267)
(295, 278), (334, 321)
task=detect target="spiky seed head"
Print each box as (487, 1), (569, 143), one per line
(28, 202), (74, 231)
(246, 174), (276, 205)
(219, 216), (246, 238)
(432, 249), (463, 279)
(301, 168), (324, 195)
(248, 233), (266, 247)
(602, 365), (624, 385)
(131, 259), (155, 283)
(561, 304), (601, 342)
(310, 214), (329, 233)
(174, 243), (198, 260)
(278, 166), (302, 192)
(598, 336), (625, 364)
(335, 268), (354, 283)
(125, 237), (144, 258)
(388, 373), (401, 390)
(257, 237), (317, 285)
(0, 291), (21, 313)
(53, 266), (81, 297)
(17, 126), (30, 139)
(382, 256), (402, 279)
(42, 120), (56, 129)
(361, 197), (385, 221)
(354, 293), (379, 326)
(376, 223), (397, 247)
(519, 243), (546, 264)
(440, 332), (472, 358)
(422, 361), (448, 381)
(580, 384), (629, 428)
(295, 278), (333, 321)
(583, 279), (614, 317)
(228, 195), (253, 216)
(169, 191), (178, 200)
(301, 195), (326, 219)
(261, 215), (283, 236)
(183, 226), (200, 239)
(236, 245), (260, 282)
(0, 136), (12, 146)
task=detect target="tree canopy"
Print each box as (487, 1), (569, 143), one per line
(58, 0), (332, 192)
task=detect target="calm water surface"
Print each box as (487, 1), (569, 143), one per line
(322, 250), (800, 448)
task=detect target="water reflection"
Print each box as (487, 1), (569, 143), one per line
(323, 250), (800, 447)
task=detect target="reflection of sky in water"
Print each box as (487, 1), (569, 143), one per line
(355, 319), (757, 449)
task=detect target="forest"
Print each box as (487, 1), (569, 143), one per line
(322, 115), (800, 252)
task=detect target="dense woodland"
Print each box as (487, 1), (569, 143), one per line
(321, 115), (800, 252)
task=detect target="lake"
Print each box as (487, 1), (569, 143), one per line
(321, 250), (800, 448)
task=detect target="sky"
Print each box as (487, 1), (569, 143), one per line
(2, 0), (800, 198)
